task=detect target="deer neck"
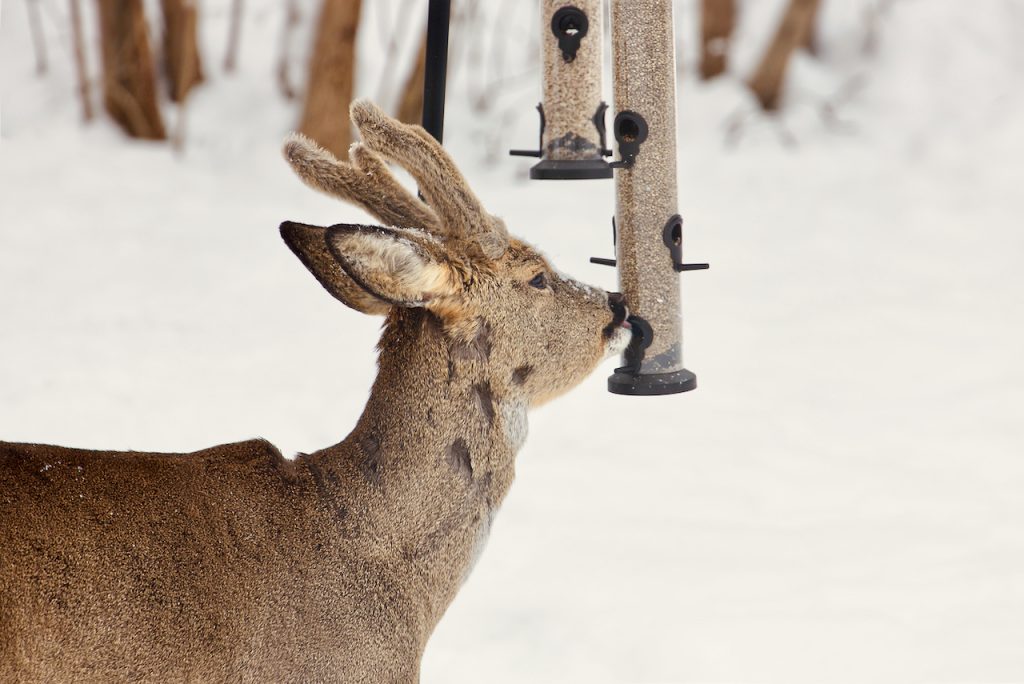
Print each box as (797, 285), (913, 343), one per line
(316, 309), (526, 624)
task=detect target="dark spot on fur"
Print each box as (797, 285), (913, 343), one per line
(360, 457), (381, 485)
(304, 458), (328, 499)
(474, 382), (496, 426)
(427, 407), (437, 426)
(447, 358), (456, 384)
(447, 439), (472, 481)
(475, 321), (492, 357)
(451, 319), (492, 363)
(423, 310), (445, 336)
(359, 436), (382, 485)
(303, 457), (347, 521)
(269, 451), (301, 486)
(512, 365), (534, 385)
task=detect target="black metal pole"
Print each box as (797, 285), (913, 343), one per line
(422, 0), (451, 143)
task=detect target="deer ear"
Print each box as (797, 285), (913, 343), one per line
(280, 221), (392, 316)
(325, 224), (460, 307)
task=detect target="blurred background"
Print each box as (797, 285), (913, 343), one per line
(2, 0), (1022, 681)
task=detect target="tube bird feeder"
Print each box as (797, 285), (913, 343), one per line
(604, 0), (707, 395)
(510, 0), (613, 179)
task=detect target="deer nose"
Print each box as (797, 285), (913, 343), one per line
(603, 292), (632, 338)
(607, 292), (628, 321)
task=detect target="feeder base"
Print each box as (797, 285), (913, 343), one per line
(530, 158), (613, 180)
(608, 368), (696, 396)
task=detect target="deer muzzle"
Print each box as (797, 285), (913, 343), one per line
(605, 292), (631, 337)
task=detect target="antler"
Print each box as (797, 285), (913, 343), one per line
(283, 133), (442, 234)
(350, 100), (509, 260)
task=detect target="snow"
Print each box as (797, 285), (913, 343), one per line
(3, 0), (1024, 681)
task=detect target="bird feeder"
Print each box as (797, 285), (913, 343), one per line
(510, 0), (613, 179)
(601, 0), (707, 395)
(425, 0), (706, 395)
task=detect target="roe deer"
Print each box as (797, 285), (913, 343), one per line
(0, 101), (634, 683)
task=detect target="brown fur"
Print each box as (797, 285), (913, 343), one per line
(0, 101), (632, 682)
(348, 100), (508, 260)
(283, 137), (441, 236)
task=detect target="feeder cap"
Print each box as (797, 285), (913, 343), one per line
(530, 158), (613, 180)
(608, 368), (697, 396)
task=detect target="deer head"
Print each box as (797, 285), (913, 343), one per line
(281, 100), (632, 407)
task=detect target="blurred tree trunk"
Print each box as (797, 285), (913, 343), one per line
(396, 34), (426, 125)
(699, 0), (735, 80)
(160, 0), (203, 102)
(746, 0), (820, 111)
(803, 0), (822, 56)
(27, 0), (48, 75)
(96, 0), (166, 139)
(70, 0), (94, 121)
(277, 0), (300, 99)
(224, 0), (243, 72)
(299, 0), (363, 158)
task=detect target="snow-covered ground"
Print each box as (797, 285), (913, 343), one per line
(3, 0), (1023, 681)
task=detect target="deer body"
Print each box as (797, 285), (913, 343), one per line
(1, 102), (631, 682)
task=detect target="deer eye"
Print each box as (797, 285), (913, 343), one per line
(528, 272), (548, 289)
